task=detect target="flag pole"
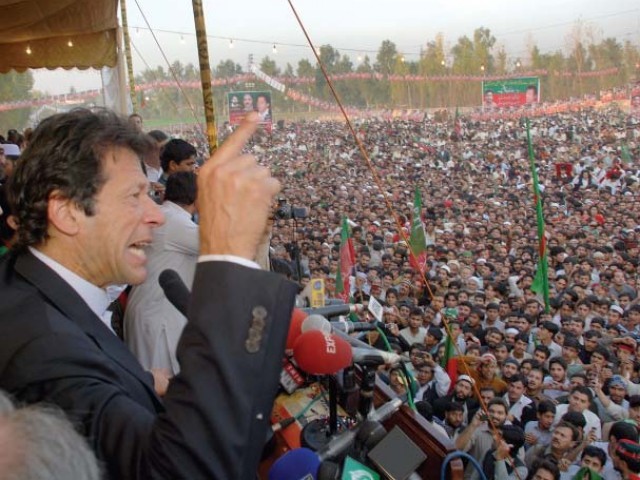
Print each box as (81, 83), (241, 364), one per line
(191, 0), (218, 153)
(526, 118), (550, 313)
(119, 0), (138, 112)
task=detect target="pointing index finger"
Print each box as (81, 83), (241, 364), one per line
(211, 112), (259, 163)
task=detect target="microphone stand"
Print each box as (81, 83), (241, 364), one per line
(328, 375), (339, 435)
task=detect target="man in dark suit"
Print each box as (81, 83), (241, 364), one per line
(0, 109), (297, 479)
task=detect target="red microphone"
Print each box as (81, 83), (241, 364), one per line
(292, 330), (353, 375)
(286, 308), (308, 350)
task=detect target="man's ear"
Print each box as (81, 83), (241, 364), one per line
(47, 192), (82, 237)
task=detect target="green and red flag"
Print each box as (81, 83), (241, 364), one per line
(408, 188), (428, 274)
(526, 119), (550, 313)
(335, 217), (356, 303)
(440, 324), (458, 390)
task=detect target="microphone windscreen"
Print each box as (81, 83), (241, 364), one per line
(158, 269), (190, 316)
(287, 308), (308, 350)
(268, 447), (320, 480)
(293, 331), (352, 375)
(301, 314), (331, 334)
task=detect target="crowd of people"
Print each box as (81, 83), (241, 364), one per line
(245, 105), (640, 480)
(0, 104), (639, 479)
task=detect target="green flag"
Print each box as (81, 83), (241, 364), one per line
(621, 144), (632, 164)
(409, 188), (427, 255)
(335, 217), (355, 303)
(526, 119), (550, 313)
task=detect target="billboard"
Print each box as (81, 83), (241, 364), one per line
(228, 91), (272, 128)
(482, 77), (540, 109)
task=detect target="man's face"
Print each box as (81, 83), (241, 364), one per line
(68, 149), (164, 287)
(409, 314), (423, 329)
(445, 409), (464, 428)
(568, 391), (590, 413)
(609, 384), (627, 404)
(480, 389), (495, 405)
(488, 404), (507, 427)
(494, 345), (509, 362)
(502, 363), (518, 380)
(581, 455), (604, 473)
(629, 406), (640, 424)
(527, 370), (543, 391)
(454, 380), (472, 399)
(551, 426), (574, 452)
(256, 96), (269, 114)
(243, 94), (254, 110)
(538, 411), (555, 430)
(508, 380), (525, 402)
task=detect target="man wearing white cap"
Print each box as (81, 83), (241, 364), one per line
(433, 375), (479, 425)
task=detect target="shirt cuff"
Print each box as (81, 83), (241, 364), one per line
(198, 254), (260, 270)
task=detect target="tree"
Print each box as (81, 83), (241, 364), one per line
(0, 70), (34, 133)
(259, 56), (280, 77)
(214, 59), (242, 78)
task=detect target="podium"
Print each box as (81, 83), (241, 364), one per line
(261, 377), (464, 479)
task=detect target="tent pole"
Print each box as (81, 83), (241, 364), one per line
(191, 0), (218, 153)
(116, 26), (129, 115)
(119, 0), (138, 112)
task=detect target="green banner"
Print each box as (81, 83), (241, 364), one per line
(482, 77), (540, 107)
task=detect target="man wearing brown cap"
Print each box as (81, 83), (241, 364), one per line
(466, 352), (508, 398)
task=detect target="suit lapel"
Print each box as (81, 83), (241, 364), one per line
(15, 252), (160, 402)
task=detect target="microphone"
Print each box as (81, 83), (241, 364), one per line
(293, 330), (353, 375)
(351, 347), (403, 366)
(300, 316), (402, 367)
(286, 308), (308, 350)
(268, 447), (320, 480)
(158, 269), (190, 316)
(318, 397), (403, 461)
(331, 319), (378, 334)
(269, 398), (404, 479)
(301, 304), (363, 318)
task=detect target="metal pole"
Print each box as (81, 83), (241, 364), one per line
(119, 0), (138, 112)
(116, 27), (129, 115)
(191, 0), (218, 153)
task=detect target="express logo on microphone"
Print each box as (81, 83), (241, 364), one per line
(292, 330), (352, 375)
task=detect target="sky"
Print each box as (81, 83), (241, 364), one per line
(33, 0), (640, 95)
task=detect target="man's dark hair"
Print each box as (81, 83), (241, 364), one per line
(529, 460), (560, 480)
(487, 398), (508, 413)
(508, 374), (527, 387)
(570, 385), (593, 402)
(555, 420), (580, 441)
(549, 356), (568, 370)
(534, 344), (551, 360)
(609, 420), (640, 443)
(500, 424), (525, 456)
(8, 108), (152, 249)
(444, 401), (464, 413)
(164, 171), (197, 206)
(147, 130), (169, 143)
(160, 139), (197, 172)
(629, 395), (640, 409)
(538, 400), (556, 415)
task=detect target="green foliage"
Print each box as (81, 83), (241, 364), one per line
(0, 70), (34, 134)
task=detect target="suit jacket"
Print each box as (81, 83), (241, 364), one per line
(0, 251), (297, 479)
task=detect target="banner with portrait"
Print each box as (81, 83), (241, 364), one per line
(228, 91), (273, 130)
(482, 77), (540, 109)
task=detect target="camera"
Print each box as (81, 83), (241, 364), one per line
(274, 198), (308, 220)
